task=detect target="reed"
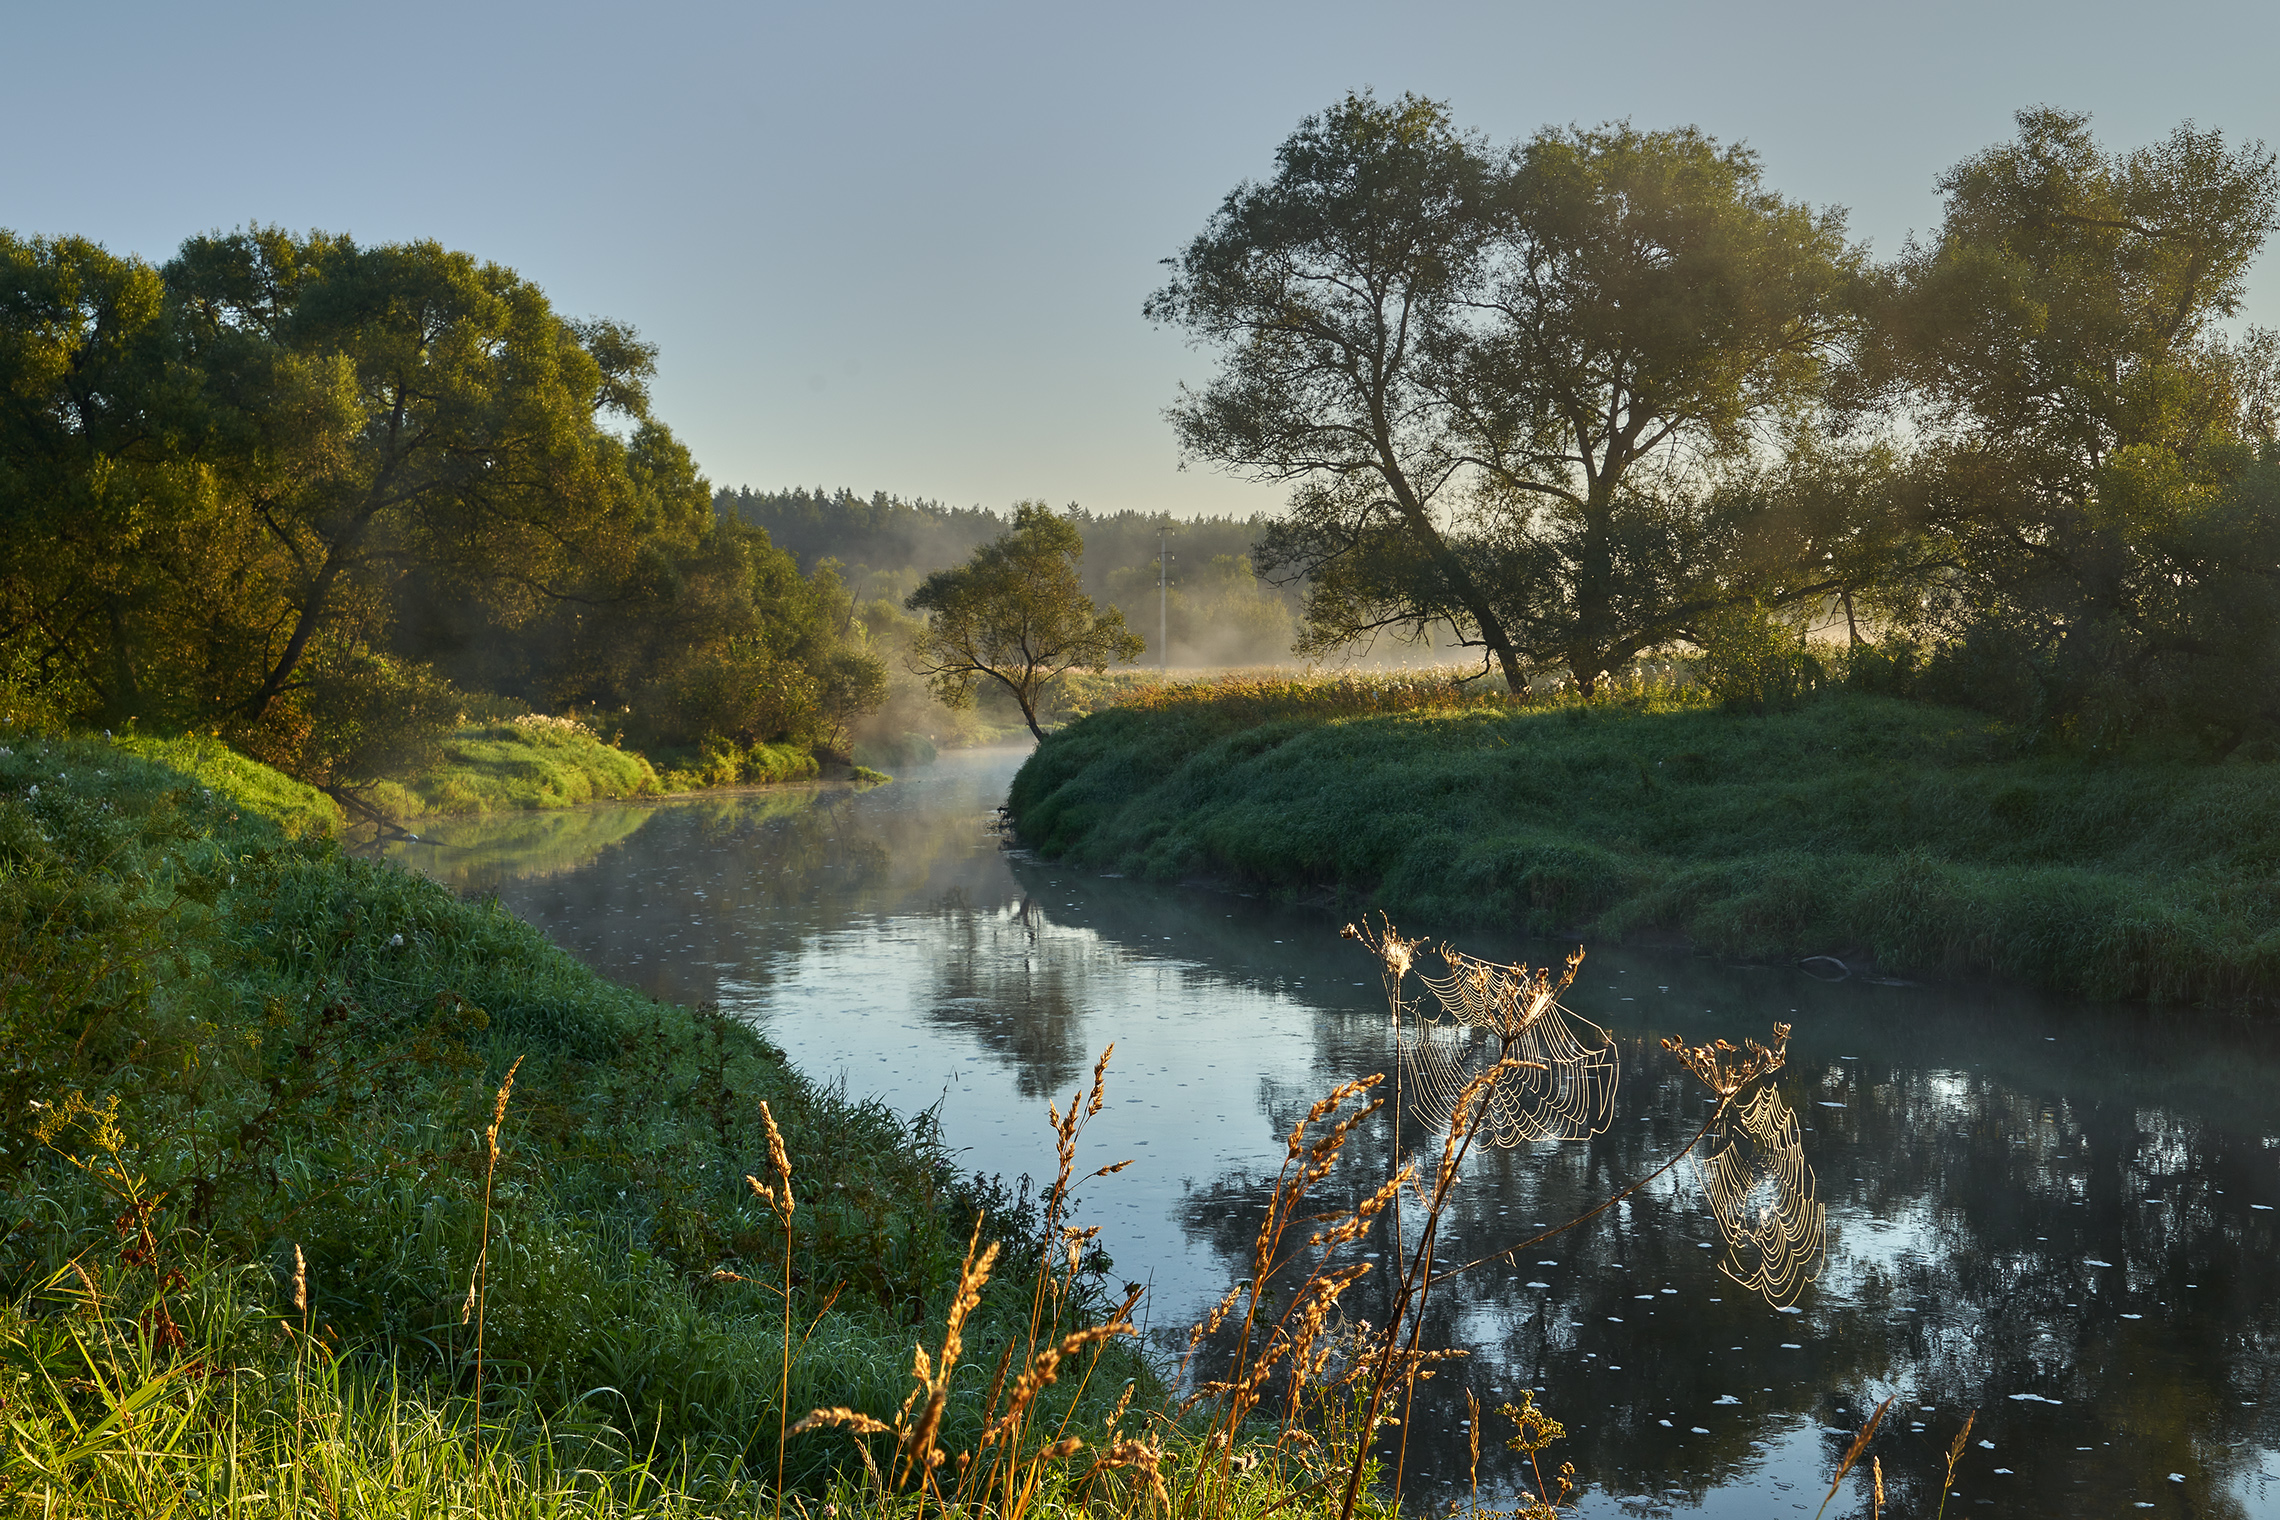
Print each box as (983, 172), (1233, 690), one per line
(466, 1055), (522, 1422)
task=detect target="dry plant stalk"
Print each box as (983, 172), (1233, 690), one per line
(1355, 1053), (1534, 1515)
(793, 1046), (1145, 1520)
(793, 1220), (1001, 1510)
(466, 1054), (521, 1421)
(1181, 1071), (1399, 1481)
(1814, 1396), (1891, 1520)
(976, 1045), (1140, 1518)
(750, 1098), (797, 1520)
(1501, 1390), (1574, 1519)
(1935, 1410), (1977, 1520)
(1465, 1387), (1482, 1509)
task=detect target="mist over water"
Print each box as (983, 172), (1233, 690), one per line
(380, 749), (2280, 1518)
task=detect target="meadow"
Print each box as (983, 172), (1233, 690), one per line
(1007, 673), (2280, 1004)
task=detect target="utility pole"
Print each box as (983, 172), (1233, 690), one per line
(1158, 527), (1170, 675)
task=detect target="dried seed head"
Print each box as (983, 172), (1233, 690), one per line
(485, 1055), (524, 1161)
(1663, 1023), (1790, 1096)
(292, 1244), (308, 1316)
(1820, 1396), (1891, 1515)
(1501, 1390), (1566, 1457)
(791, 1407), (893, 1437)
(758, 1100), (793, 1217)
(1087, 1042), (1114, 1117)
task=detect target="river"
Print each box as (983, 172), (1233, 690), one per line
(380, 746), (2280, 1518)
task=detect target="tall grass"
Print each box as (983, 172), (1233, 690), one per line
(0, 729), (1130, 1501)
(1009, 681), (2280, 1003)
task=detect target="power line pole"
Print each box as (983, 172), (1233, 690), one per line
(1159, 527), (1169, 675)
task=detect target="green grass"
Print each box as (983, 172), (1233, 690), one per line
(106, 731), (346, 838)
(648, 737), (819, 793)
(1007, 681), (2280, 1003)
(344, 718), (847, 824)
(365, 716), (663, 819)
(0, 729), (1140, 1505)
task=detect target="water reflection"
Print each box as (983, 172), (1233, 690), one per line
(373, 750), (2280, 1518)
(1695, 1087), (1825, 1309)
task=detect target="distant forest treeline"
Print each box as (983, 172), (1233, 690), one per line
(715, 486), (1310, 667)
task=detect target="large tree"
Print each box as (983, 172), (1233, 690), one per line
(1457, 123), (1869, 690)
(1153, 97), (1875, 694)
(0, 234), (194, 724)
(905, 503), (1142, 741)
(1867, 109), (2280, 738)
(1146, 93), (1529, 688)
(168, 228), (658, 723)
(1, 225), (886, 774)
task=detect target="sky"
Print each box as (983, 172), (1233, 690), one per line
(6, 0), (2276, 519)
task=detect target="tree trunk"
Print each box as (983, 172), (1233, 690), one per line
(1567, 504), (1614, 698)
(1383, 497), (1528, 694)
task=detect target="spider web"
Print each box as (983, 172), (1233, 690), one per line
(1692, 1085), (1826, 1308)
(1399, 950), (1619, 1145)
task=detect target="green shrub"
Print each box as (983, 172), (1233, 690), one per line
(1693, 602), (1824, 712)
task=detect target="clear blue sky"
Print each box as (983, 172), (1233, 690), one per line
(6, 1), (2274, 518)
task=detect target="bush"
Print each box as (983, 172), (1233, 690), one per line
(1694, 602), (1823, 712)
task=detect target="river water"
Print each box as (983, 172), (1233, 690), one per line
(381, 746), (2280, 1518)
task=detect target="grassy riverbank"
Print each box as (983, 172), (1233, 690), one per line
(1007, 679), (2280, 1004)
(0, 731), (1157, 1510)
(345, 716), (838, 824)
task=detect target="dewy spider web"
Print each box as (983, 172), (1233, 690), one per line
(1692, 1084), (1826, 1307)
(1401, 948), (1620, 1144)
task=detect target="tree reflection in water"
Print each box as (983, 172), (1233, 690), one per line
(919, 892), (1091, 1098)
(380, 758), (2280, 1518)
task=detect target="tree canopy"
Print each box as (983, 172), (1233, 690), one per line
(0, 226), (883, 783)
(904, 503), (1143, 740)
(1864, 109), (2280, 740)
(1152, 93), (1875, 694)
(1157, 95), (2280, 741)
